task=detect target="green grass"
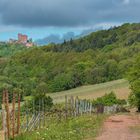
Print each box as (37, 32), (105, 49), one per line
(48, 79), (130, 103)
(15, 115), (106, 140)
(24, 79), (130, 104)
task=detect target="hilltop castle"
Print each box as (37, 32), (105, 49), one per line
(9, 33), (34, 47)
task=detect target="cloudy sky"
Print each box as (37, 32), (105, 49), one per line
(0, 0), (140, 41)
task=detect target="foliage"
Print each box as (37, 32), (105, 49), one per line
(128, 92), (138, 107)
(0, 23), (140, 97)
(127, 54), (140, 111)
(117, 99), (127, 105)
(34, 93), (53, 111)
(0, 43), (27, 57)
(92, 92), (127, 106)
(42, 23), (140, 52)
(23, 93), (53, 112)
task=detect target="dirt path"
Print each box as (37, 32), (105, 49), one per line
(96, 114), (140, 140)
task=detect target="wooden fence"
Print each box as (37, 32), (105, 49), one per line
(0, 90), (119, 140)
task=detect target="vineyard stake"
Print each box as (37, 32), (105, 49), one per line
(12, 93), (16, 139)
(17, 93), (21, 134)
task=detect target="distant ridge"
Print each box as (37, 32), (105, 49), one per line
(42, 23), (140, 52)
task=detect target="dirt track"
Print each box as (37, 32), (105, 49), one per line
(96, 114), (140, 140)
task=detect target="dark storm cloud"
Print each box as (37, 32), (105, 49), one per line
(0, 0), (140, 27)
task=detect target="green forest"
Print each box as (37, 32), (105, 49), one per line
(0, 23), (140, 108)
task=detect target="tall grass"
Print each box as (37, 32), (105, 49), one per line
(14, 115), (106, 140)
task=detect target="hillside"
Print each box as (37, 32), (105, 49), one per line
(48, 79), (130, 103)
(42, 23), (140, 52)
(0, 23), (140, 101)
(0, 42), (27, 57)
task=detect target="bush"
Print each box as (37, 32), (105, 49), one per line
(92, 91), (126, 106)
(23, 93), (53, 112)
(117, 99), (127, 105)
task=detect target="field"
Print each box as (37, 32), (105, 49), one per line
(15, 115), (106, 140)
(1, 79), (134, 140)
(48, 79), (130, 103)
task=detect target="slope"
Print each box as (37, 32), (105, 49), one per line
(48, 79), (130, 103)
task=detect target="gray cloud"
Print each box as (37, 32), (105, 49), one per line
(35, 27), (103, 45)
(36, 32), (75, 45)
(0, 0), (140, 27)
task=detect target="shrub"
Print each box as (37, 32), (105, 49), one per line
(92, 91), (126, 106)
(22, 93), (53, 112)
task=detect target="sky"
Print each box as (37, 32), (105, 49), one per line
(0, 0), (140, 41)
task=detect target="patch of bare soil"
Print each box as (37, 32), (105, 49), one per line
(96, 114), (140, 140)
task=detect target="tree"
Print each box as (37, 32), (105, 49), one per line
(70, 38), (73, 44)
(33, 93), (53, 111)
(36, 82), (48, 94)
(128, 54), (140, 111)
(104, 60), (119, 81)
(63, 39), (66, 45)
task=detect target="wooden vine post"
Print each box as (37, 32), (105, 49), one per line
(39, 99), (41, 129)
(4, 90), (10, 139)
(17, 93), (21, 134)
(70, 96), (74, 116)
(12, 93), (16, 139)
(25, 101), (29, 131)
(42, 99), (45, 127)
(75, 96), (79, 116)
(2, 90), (6, 140)
(65, 95), (68, 119)
(90, 102), (92, 114)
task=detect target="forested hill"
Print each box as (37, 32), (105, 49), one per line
(0, 42), (28, 57)
(42, 23), (140, 52)
(0, 23), (140, 98)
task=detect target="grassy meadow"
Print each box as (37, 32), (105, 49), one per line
(14, 115), (106, 140)
(48, 79), (130, 103)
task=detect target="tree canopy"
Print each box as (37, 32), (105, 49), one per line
(0, 23), (140, 105)
(128, 54), (140, 111)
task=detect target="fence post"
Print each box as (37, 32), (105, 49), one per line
(25, 101), (29, 131)
(32, 99), (36, 130)
(81, 100), (84, 115)
(88, 101), (90, 114)
(4, 90), (10, 139)
(83, 100), (86, 114)
(33, 100), (35, 115)
(65, 95), (68, 119)
(90, 102), (92, 114)
(70, 96), (74, 117)
(17, 94), (21, 135)
(39, 99), (41, 129)
(42, 99), (45, 128)
(2, 92), (6, 140)
(68, 98), (71, 117)
(75, 96), (79, 116)
(12, 93), (16, 139)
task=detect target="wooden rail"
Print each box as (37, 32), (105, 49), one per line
(1, 89), (119, 139)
